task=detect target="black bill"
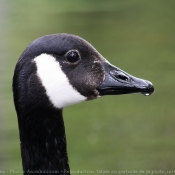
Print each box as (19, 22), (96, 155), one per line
(97, 62), (154, 96)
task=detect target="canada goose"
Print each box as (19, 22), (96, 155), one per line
(13, 33), (154, 175)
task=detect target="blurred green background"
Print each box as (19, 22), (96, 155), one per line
(0, 0), (175, 174)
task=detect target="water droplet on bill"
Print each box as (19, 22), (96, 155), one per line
(142, 92), (151, 96)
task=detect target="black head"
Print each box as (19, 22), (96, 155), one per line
(13, 33), (154, 113)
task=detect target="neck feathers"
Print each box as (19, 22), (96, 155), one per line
(18, 108), (70, 175)
(13, 62), (70, 175)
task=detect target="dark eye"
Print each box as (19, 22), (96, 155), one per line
(66, 50), (80, 63)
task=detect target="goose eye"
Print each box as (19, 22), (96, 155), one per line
(66, 50), (80, 63)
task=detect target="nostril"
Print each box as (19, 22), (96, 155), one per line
(110, 70), (129, 81)
(116, 74), (128, 81)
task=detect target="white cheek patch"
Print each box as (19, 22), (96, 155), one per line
(34, 54), (86, 109)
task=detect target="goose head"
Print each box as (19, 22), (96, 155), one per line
(13, 34), (153, 112)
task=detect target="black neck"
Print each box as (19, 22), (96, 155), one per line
(18, 108), (70, 175)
